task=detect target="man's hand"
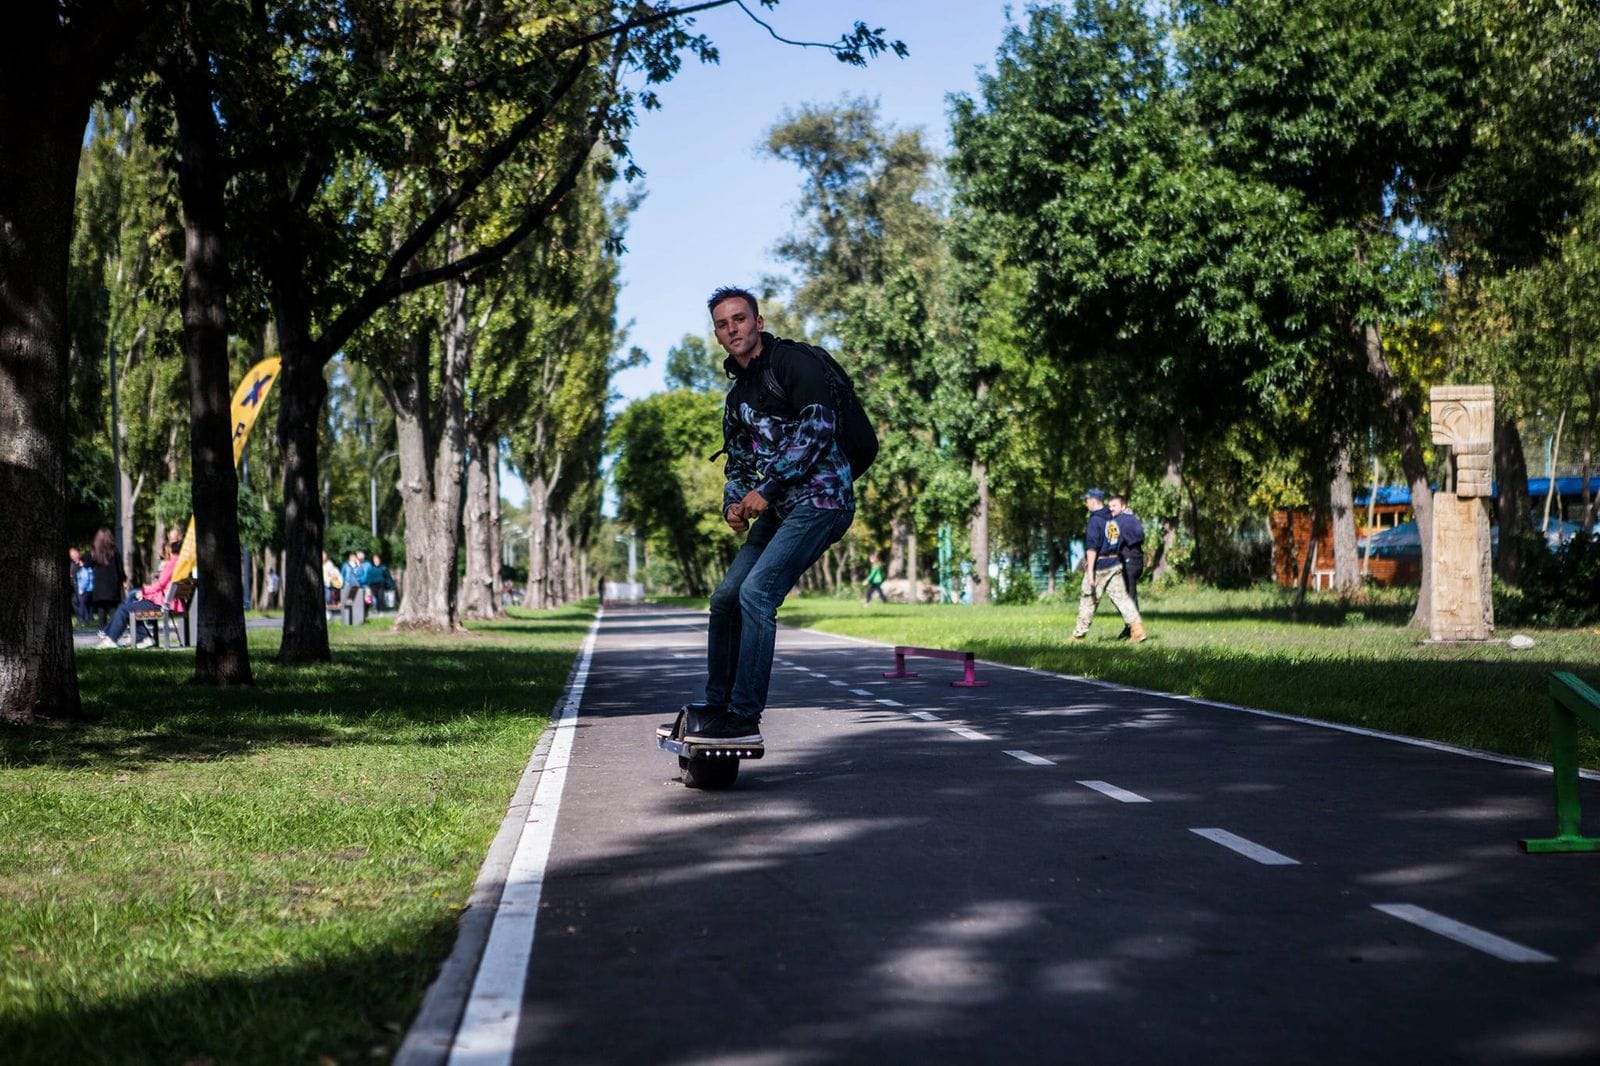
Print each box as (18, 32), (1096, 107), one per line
(725, 502), (749, 533)
(1080, 574), (1095, 596)
(739, 489), (769, 520)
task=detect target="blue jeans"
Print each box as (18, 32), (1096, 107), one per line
(706, 503), (855, 718)
(104, 591), (159, 642)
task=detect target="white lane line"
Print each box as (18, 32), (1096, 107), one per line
(1077, 780), (1151, 804)
(448, 613), (601, 1066)
(950, 727), (991, 741)
(828, 679), (848, 687)
(1189, 827), (1300, 866)
(1005, 750), (1055, 766)
(909, 711), (941, 721)
(1372, 904), (1556, 964)
(876, 699), (905, 708)
(850, 688), (874, 697)
(792, 624), (1600, 784)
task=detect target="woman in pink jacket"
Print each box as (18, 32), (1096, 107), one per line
(96, 536), (180, 649)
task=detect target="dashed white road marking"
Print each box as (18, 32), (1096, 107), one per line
(950, 726), (991, 741)
(909, 711), (940, 721)
(850, 687), (874, 697)
(1372, 904), (1556, 963)
(1189, 828), (1300, 866)
(1004, 750), (1055, 766)
(1077, 780), (1151, 804)
(876, 699), (905, 708)
(828, 679), (848, 687)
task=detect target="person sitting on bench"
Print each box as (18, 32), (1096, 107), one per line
(97, 534), (181, 649)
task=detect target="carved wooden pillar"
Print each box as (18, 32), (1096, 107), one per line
(1428, 386), (1495, 641)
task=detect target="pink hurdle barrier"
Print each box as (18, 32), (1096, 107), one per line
(882, 645), (989, 688)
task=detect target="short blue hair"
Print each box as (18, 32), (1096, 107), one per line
(1084, 487), (1106, 501)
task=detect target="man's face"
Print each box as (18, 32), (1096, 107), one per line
(1084, 496), (1101, 513)
(711, 297), (764, 365)
(1108, 499), (1124, 516)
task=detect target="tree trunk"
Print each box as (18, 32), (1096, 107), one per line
(166, 11), (252, 684)
(906, 525), (919, 597)
(889, 513), (909, 579)
(1292, 507), (1324, 620)
(0, 54), (91, 723)
(1494, 417), (1532, 584)
(1361, 322), (1432, 625)
(393, 265), (470, 632)
(460, 424), (498, 620)
(1150, 424), (1184, 580)
(969, 458), (991, 605)
(1580, 396), (1596, 530)
(274, 331), (332, 663)
(525, 466), (551, 609)
(487, 443), (503, 608)
(1329, 438), (1360, 592)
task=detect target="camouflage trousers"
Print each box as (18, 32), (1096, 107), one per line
(1073, 563), (1141, 637)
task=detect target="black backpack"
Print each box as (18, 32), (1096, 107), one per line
(759, 341), (880, 479)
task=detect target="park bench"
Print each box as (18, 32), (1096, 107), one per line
(130, 578), (196, 650)
(882, 645), (988, 688)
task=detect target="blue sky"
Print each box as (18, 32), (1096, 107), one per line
(506, 1), (1017, 507)
(609, 0), (1016, 404)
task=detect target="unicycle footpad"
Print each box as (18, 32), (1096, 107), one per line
(656, 729), (764, 760)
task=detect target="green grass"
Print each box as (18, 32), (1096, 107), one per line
(0, 605), (594, 1066)
(776, 583), (1600, 768)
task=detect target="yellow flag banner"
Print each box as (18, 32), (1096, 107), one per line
(231, 357), (281, 466)
(173, 357), (281, 581)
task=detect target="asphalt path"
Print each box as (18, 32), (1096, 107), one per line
(430, 604), (1600, 1065)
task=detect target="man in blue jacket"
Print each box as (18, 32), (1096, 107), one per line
(1108, 494), (1146, 640)
(1072, 488), (1146, 642)
(680, 286), (856, 744)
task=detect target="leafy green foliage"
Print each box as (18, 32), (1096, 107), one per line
(1497, 532), (1600, 626)
(608, 389), (733, 596)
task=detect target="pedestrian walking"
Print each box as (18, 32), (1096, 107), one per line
(1072, 487), (1146, 642)
(1107, 494), (1146, 637)
(87, 527), (125, 626)
(863, 552), (888, 604)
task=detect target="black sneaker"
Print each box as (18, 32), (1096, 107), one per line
(683, 711), (763, 745)
(659, 702), (724, 739)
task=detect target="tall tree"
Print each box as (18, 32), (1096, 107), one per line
(156, 0), (253, 683)
(1, 1), (157, 725)
(766, 98), (948, 583)
(225, 2), (900, 660)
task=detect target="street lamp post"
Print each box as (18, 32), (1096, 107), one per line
(108, 326), (122, 561)
(370, 450), (399, 539)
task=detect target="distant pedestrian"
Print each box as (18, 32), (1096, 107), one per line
(1107, 494), (1146, 637)
(264, 568), (280, 611)
(70, 547), (93, 624)
(88, 527), (125, 625)
(322, 551), (343, 611)
(1072, 488), (1145, 642)
(339, 551), (361, 608)
(863, 552), (887, 604)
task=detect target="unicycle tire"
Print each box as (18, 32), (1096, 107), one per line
(680, 755), (739, 790)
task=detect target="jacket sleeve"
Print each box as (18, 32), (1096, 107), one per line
(722, 400), (761, 514)
(756, 345), (839, 499)
(143, 556), (177, 604)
